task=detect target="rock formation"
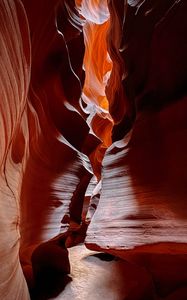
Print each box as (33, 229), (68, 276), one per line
(0, 0), (31, 298)
(86, 0), (187, 253)
(1, 0), (187, 299)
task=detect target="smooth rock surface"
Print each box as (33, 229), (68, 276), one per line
(0, 0), (30, 298)
(86, 97), (187, 254)
(86, 0), (187, 255)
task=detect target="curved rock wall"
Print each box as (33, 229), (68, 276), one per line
(86, 0), (187, 254)
(1, 0), (187, 299)
(0, 0), (30, 298)
(85, 1), (187, 297)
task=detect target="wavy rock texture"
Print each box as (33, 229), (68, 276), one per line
(0, 0), (30, 298)
(0, 0), (97, 297)
(86, 0), (187, 252)
(86, 0), (187, 246)
(85, 1), (187, 297)
(1, 0), (187, 299)
(85, 5), (187, 294)
(86, 98), (187, 253)
(19, 0), (96, 263)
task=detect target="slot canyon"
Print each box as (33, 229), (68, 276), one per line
(1, 0), (187, 299)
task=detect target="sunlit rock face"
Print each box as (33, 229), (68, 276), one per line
(86, 0), (187, 253)
(78, 0), (113, 180)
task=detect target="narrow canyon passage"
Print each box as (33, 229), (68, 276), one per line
(1, 0), (187, 299)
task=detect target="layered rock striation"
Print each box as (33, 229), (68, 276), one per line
(1, 0), (187, 299)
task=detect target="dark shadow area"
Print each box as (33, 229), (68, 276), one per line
(82, 252), (120, 266)
(90, 252), (118, 262)
(29, 237), (71, 300)
(30, 274), (72, 300)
